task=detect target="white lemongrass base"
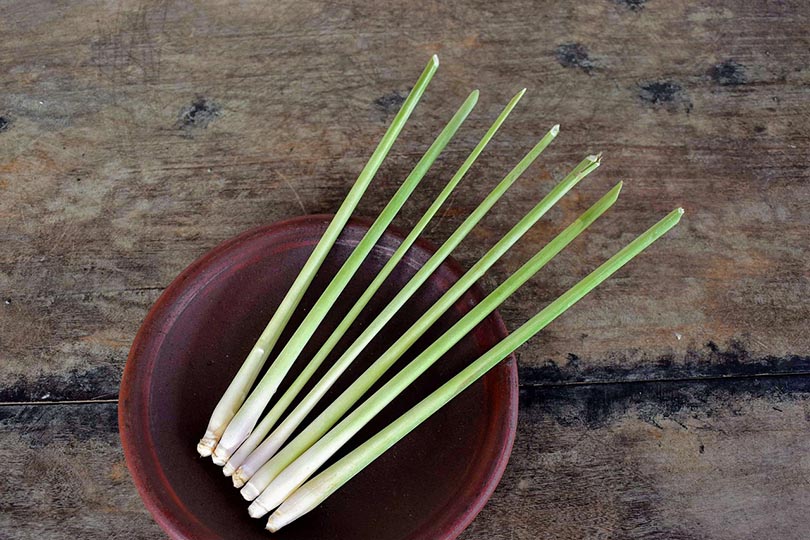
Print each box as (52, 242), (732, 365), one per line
(232, 467), (249, 488)
(248, 500), (270, 519)
(221, 462), (236, 477)
(241, 482), (261, 501)
(196, 430), (218, 457)
(266, 509), (296, 533)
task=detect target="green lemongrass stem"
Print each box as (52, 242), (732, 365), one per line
(227, 90), (528, 485)
(243, 167), (608, 514)
(249, 183), (622, 518)
(223, 90), (524, 480)
(212, 88), (477, 463)
(196, 56), (439, 457)
(239, 137), (586, 500)
(266, 208), (684, 532)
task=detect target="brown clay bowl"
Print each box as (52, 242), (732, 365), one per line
(120, 214), (518, 540)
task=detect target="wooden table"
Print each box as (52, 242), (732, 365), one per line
(1, 1), (808, 538)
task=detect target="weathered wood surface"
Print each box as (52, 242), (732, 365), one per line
(0, 0), (808, 538)
(3, 378), (810, 539)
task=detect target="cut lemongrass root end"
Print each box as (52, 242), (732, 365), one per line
(241, 482), (261, 501)
(196, 432), (218, 457)
(248, 500), (269, 519)
(266, 510), (293, 533)
(228, 467), (250, 489)
(212, 446), (229, 465)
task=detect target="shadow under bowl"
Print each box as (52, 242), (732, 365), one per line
(120, 214), (518, 540)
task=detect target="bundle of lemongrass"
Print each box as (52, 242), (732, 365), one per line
(196, 55), (683, 533)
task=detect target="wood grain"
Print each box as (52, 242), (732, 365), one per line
(2, 377), (809, 539)
(1, 0), (808, 537)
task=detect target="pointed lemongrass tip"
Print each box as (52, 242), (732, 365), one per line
(586, 152), (602, 164)
(508, 88), (527, 104)
(611, 181), (624, 196)
(470, 89), (480, 100)
(550, 124), (560, 136)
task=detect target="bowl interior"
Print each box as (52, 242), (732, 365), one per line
(120, 215), (518, 540)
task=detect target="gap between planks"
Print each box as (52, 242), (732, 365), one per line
(3, 370), (810, 407)
(0, 398), (119, 407)
(524, 370), (810, 388)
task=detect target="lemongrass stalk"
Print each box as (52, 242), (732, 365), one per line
(196, 56), (440, 457)
(212, 88), (477, 463)
(238, 130), (577, 499)
(223, 90), (524, 480)
(266, 208), (684, 532)
(242, 161), (606, 511)
(227, 90), (528, 485)
(249, 183), (621, 517)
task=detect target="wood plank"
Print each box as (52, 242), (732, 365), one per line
(1, 0), (809, 537)
(464, 375), (810, 540)
(1, 0), (808, 401)
(2, 374), (809, 539)
(0, 403), (162, 539)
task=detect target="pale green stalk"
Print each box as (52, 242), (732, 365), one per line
(242, 154), (601, 507)
(223, 89), (524, 480)
(265, 207), (684, 532)
(248, 183), (621, 517)
(197, 56), (440, 456)
(212, 87), (476, 463)
(227, 91), (528, 485)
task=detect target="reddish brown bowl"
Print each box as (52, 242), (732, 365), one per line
(120, 214), (518, 540)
